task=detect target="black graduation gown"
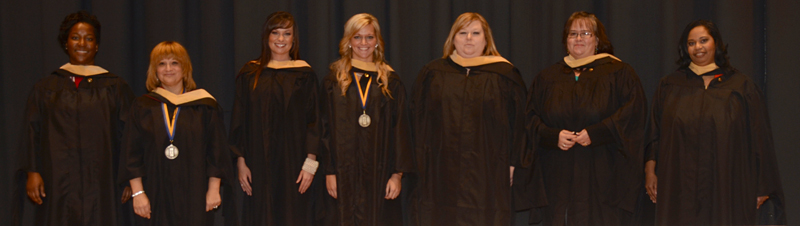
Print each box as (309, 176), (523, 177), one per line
(527, 57), (647, 226)
(319, 67), (414, 226)
(409, 58), (527, 226)
(228, 62), (321, 226)
(119, 91), (233, 226)
(645, 68), (786, 225)
(20, 68), (134, 226)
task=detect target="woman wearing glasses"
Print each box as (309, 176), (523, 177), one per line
(525, 11), (647, 225)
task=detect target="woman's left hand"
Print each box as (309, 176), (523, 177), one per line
(509, 166), (515, 186)
(296, 170), (314, 194)
(385, 173), (402, 200)
(205, 189), (221, 212)
(757, 195), (770, 209)
(121, 186), (132, 203)
(574, 129), (592, 146)
(326, 175), (338, 199)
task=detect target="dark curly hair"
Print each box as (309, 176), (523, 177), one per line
(562, 11), (614, 55)
(676, 20), (734, 74)
(58, 10), (101, 54)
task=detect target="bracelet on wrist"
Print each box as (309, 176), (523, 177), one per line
(132, 190), (145, 198)
(302, 158), (319, 175)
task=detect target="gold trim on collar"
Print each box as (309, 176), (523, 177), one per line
(449, 51), (511, 67)
(266, 60), (311, 69)
(688, 62), (719, 75)
(60, 63), (109, 76)
(563, 53), (621, 68)
(154, 87), (216, 105)
(351, 59), (394, 72)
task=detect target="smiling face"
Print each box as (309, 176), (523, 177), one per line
(453, 20), (486, 58)
(566, 19), (597, 59)
(349, 24), (377, 62)
(66, 22), (98, 65)
(269, 27), (293, 61)
(686, 26), (716, 66)
(156, 57), (184, 89)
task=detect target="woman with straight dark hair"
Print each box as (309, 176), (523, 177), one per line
(525, 11), (647, 225)
(644, 20), (786, 225)
(228, 11), (321, 226)
(21, 10), (134, 226)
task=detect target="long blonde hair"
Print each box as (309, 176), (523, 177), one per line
(442, 12), (501, 58)
(145, 41), (196, 92)
(329, 13), (392, 98)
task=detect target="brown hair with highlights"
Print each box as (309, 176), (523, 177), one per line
(146, 41), (196, 92)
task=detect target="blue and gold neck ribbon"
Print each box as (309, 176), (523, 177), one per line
(353, 72), (372, 112)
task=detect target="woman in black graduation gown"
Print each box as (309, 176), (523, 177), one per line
(644, 20), (786, 225)
(320, 13), (414, 226)
(120, 41), (232, 226)
(409, 12), (528, 226)
(526, 11), (647, 225)
(21, 11), (135, 226)
(228, 11), (321, 226)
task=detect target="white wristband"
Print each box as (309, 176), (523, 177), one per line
(302, 158), (319, 175)
(132, 190), (145, 198)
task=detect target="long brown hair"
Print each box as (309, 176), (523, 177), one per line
(251, 11), (300, 89)
(442, 12), (500, 58)
(329, 13), (392, 98)
(145, 41), (196, 92)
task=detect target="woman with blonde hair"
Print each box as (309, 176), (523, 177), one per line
(120, 41), (232, 225)
(410, 12), (528, 226)
(319, 13), (414, 226)
(228, 11), (321, 226)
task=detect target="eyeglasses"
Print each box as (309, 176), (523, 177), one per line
(568, 31), (594, 39)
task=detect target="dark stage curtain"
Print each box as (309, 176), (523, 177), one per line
(2, 1), (798, 225)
